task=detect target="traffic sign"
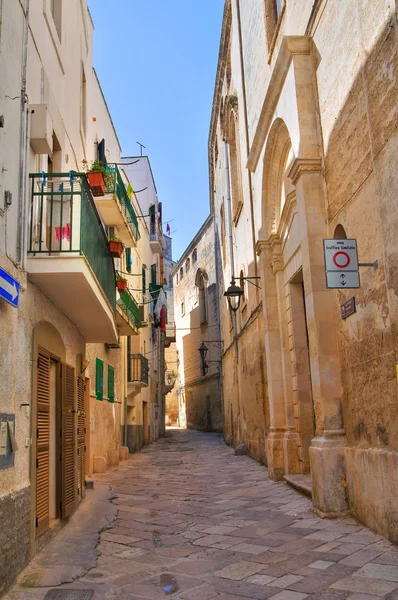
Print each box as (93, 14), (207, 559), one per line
(326, 271), (360, 289)
(324, 239), (358, 272)
(0, 267), (20, 308)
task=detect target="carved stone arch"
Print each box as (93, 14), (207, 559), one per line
(195, 268), (208, 288)
(195, 269), (208, 325)
(261, 118), (294, 240)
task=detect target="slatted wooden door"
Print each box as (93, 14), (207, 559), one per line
(36, 348), (51, 537)
(77, 375), (86, 500)
(62, 364), (76, 518)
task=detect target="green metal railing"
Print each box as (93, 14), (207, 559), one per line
(28, 172), (116, 312)
(117, 289), (141, 330)
(105, 164), (140, 242)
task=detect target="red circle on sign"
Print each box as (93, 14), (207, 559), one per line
(333, 251), (350, 268)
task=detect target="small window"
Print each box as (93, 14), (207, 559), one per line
(95, 358), (104, 400)
(186, 258), (191, 273)
(334, 224), (347, 240)
(51, 0), (62, 40)
(196, 271), (207, 325)
(176, 273), (179, 285)
(142, 266), (146, 295)
(264, 0), (283, 52)
(192, 249), (198, 264)
(240, 269), (246, 307)
(181, 301), (185, 316)
(180, 267), (184, 281)
(108, 365), (115, 403)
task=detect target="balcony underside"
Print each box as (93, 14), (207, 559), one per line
(27, 255), (118, 343)
(95, 193), (137, 247)
(150, 239), (162, 254)
(116, 304), (139, 336)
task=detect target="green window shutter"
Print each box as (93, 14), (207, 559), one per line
(151, 263), (157, 285)
(95, 358), (104, 400)
(142, 266), (146, 294)
(126, 248), (132, 273)
(108, 365), (115, 403)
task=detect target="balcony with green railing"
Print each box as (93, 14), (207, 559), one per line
(116, 287), (141, 335)
(94, 163), (140, 246)
(27, 172), (118, 343)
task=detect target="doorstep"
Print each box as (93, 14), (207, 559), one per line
(284, 474), (312, 498)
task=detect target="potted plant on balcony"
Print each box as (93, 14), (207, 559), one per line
(109, 236), (124, 258)
(116, 274), (128, 293)
(82, 159), (107, 197)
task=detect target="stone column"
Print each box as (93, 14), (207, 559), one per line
(288, 39), (348, 514)
(256, 239), (288, 480)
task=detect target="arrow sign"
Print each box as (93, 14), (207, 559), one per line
(0, 267), (20, 308)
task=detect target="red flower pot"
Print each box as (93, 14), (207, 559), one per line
(87, 171), (106, 197)
(117, 279), (127, 293)
(109, 240), (124, 258)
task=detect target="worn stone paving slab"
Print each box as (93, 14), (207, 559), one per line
(5, 429), (398, 600)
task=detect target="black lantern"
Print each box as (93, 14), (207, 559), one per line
(224, 277), (244, 312)
(199, 342), (209, 376)
(199, 342), (208, 361)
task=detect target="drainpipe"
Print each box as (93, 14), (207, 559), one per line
(17, 0), (30, 265)
(213, 213), (225, 434)
(224, 140), (241, 441)
(224, 141), (238, 356)
(236, 0), (259, 304)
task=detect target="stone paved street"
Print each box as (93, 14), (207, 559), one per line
(6, 429), (398, 600)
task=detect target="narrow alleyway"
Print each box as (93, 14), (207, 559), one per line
(7, 430), (398, 600)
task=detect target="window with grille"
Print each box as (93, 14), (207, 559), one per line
(95, 358), (104, 400)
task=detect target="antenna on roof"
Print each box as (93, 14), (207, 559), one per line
(136, 141), (146, 156)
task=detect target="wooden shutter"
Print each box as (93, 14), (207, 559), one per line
(108, 365), (115, 403)
(151, 263), (157, 285)
(77, 375), (85, 501)
(36, 349), (50, 537)
(95, 358), (103, 400)
(62, 364), (76, 518)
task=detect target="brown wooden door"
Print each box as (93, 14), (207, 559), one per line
(36, 349), (51, 537)
(62, 364), (76, 518)
(77, 375), (86, 500)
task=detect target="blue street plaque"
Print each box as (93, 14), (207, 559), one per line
(0, 267), (20, 308)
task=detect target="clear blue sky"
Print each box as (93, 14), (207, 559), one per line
(88, 1), (224, 261)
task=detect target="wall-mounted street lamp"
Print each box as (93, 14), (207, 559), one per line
(199, 342), (209, 376)
(224, 275), (262, 312)
(224, 277), (244, 312)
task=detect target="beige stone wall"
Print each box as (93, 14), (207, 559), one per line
(172, 216), (222, 431)
(210, 0), (398, 539)
(85, 343), (123, 475)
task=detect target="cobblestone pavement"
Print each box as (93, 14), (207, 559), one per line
(7, 429), (398, 600)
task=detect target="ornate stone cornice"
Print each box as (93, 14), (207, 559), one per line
(288, 157), (322, 185)
(256, 234), (283, 273)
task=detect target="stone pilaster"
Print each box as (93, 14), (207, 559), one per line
(288, 39), (348, 513)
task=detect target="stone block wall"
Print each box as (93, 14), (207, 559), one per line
(0, 487), (31, 596)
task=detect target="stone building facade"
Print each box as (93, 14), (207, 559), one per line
(209, 0), (398, 542)
(171, 216), (223, 432)
(0, 1), (169, 592)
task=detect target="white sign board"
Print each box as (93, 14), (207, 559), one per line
(324, 239), (359, 271)
(326, 271), (360, 289)
(324, 239), (360, 289)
